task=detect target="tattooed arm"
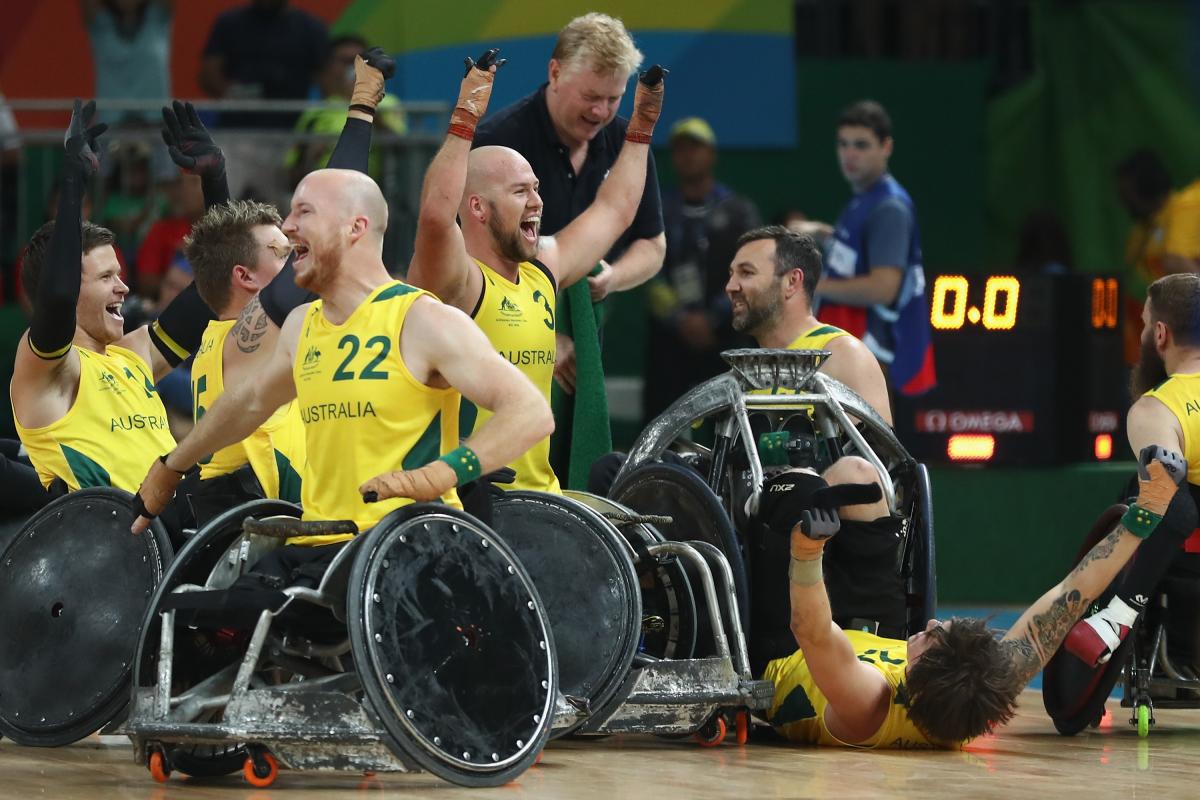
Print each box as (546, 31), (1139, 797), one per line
(1000, 450), (1189, 686)
(221, 295), (284, 390)
(1000, 527), (1141, 686)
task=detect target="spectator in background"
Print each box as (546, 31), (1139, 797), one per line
(80, 0), (172, 126)
(1014, 209), (1073, 276)
(474, 12), (665, 489)
(284, 35), (406, 188)
(0, 90), (20, 296)
(804, 100), (936, 399)
(1116, 148), (1200, 362)
(199, 0), (328, 202)
(135, 173), (204, 301)
(100, 141), (161, 267)
(643, 117), (759, 422)
(199, 0), (328, 128)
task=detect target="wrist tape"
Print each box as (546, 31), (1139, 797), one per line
(788, 557), (823, 586)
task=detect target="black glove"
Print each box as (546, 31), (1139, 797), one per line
(361, 46), (397, 79)
(161, 100), (226, 179)
(799, 508), (840, 541)
(64, 99), (108, 178)
(639, 64), (668, 87)
(1137, 445), (1187, 485)
(464, 47), (507, 77)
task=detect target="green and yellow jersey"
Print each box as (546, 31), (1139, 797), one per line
(461, 258), (560, 493)
(13, 345), (175, 492)
(192, 319), (305, 502)
(763, 629), (951, 749)
(1143, 372), (1200, 485)
(292, 281), (461, 542)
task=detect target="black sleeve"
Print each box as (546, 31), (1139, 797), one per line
(259, 255), (317, 327)
(629, 147), (665, 240)
(326, 116), (372, 172)
(149, 281), (218, 366)
(28, 172), (85, 359)
(201, 169), (230, 211)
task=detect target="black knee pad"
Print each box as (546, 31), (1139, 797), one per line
(588, 452), (627, 497)
(755, 470), (829, 538)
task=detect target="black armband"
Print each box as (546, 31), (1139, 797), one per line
(28, 171), (86, 360)
(149, 282), (217, 366)
(327, 116), (373, 173)
(259, 255), (317, 327)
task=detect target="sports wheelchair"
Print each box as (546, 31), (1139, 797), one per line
(0, 488), (172, 747)
(1044, 503), (1200, 737)
(123, 499), (559, 788)
(609, 349), (937, 640)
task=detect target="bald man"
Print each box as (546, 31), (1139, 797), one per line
(407, 51), (664, 492)
(132, 168), (553, 557)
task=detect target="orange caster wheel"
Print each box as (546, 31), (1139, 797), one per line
(735, 711), (749, 745)
(243, 750), (278, 788)
(148, 750), (171, 783)
(694, 716), (727, 747)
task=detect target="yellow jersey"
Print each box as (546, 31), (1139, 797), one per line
(462, 258), (560, 493)
(13, 344), (175, 492)
(763, 629), (948, 749)
(1142, 372), (1200, 485)
(192, 319), (305, 502)
(292, 281), (462, 542)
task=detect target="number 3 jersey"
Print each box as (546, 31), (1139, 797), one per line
(292, 281), (462, 539)
(460, 258), (560, 493)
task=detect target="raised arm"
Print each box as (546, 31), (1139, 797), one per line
(25, 101), (103, 366)
(130, 305), (306, 532)
(358, 297), (553, 503)
(407, 50), (504, 311)
(1000, 447), (1196, 687)
(11, 101), (107, 426)
(541, 66), (665, 290)
(761, 473), (895, 743)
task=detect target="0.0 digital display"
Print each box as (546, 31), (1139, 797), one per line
(930, 275), (1020, 331)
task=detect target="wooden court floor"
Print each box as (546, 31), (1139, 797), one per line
(2, 691), (1197, 799)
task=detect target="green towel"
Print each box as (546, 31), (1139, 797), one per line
(550, 274), (612, 490)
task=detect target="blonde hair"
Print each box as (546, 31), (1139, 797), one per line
(551, 13), (643, 78)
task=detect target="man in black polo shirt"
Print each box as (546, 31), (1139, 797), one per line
(474, 12), (665, 488)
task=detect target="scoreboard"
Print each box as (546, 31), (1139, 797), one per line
(894, 273), (1127, 466)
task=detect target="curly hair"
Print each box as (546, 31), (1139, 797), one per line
(904, 617), (1023, 744)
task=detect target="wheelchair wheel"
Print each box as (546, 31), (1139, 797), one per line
(132, 499), (300, 693)
(348, 504), (556, 787)
(0, 488), (172, 746)
(612, 461), (751, 650)
(491, 491), (641, 736)
(566, 491), (698, 661)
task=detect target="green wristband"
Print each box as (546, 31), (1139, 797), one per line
(439, 445), (482, 487)
(1120, 503), (1162, 539)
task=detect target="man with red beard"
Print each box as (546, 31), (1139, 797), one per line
(132, 164), (553, 547)
(406, 51), (664, 492)
(1061, 272), (1200, 667)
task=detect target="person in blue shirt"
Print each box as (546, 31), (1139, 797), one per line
(800, 101), (936, 398)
